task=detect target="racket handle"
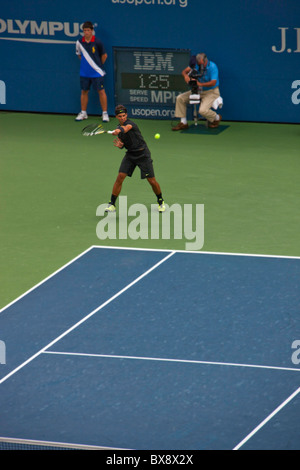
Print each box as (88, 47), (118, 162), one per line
(107, 131), (114, 134)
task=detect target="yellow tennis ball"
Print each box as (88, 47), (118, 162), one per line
(155, 133), (160, 139)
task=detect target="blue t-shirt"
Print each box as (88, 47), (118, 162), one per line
(76, 36), (106, 78)
(189, 56), (219, 90)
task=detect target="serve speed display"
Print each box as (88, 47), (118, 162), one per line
(113, 47), (190, 119)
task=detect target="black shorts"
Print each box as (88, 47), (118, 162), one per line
(80, 76), (105, 91)
(119, 151), (155, 179)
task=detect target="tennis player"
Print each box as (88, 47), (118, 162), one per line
(105, 105), (165, 213)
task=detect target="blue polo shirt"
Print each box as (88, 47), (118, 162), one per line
(76, 36), (106, 78)
(189, 56), (219, 90)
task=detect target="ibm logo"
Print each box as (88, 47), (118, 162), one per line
(0, 340), (6, 365)
(133, 52), (174, 71)
(0, 80), (6, 104)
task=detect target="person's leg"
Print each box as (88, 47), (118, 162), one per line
(81, 89), (89, 112)
(105, 172), (127, 212)
(175, 91), (191, 118)
(147, 177), (161, 196)
(98, 89), (108, 113)
(199, 88), (221, 126)
(75, 79), (89, 120)
(98, 89), (109, 121)
(172, 91), (191, 130)
(147, 177), (165, 212)
(95, 77), (109, 121)
(112, 172), (127, 198)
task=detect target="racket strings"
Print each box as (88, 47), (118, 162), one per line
(82, 123), (105, 136)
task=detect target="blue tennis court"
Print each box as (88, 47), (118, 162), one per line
(0, 246), (299, 450)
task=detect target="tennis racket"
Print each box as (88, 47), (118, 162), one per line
(82, 123), (114, 136)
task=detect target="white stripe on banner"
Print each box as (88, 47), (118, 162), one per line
(76, 40), (106, 77)
(0, 37), (76, 44)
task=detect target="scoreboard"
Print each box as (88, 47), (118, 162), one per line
(113, 47), (190, 119)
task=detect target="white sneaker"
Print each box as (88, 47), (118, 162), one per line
(104, 203), (116, 213)
(102, 112), (110, 122)
(158, 200), (166, 212)
(75, 111), (88, 121)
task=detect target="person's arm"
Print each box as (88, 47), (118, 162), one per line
(95, 38), (107, 64)
(197, 78), (217, 88)
(75, 40), (82, 60)
(182, 66), (192, 85)
(112, 124), (133, 135)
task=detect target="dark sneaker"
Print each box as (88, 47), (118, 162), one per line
(172, 122), (189, 131)
(208, 114), (222, 128)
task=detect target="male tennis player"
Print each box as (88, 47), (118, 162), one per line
(75, 21), (109, 122)
(105, 105), (165, 213)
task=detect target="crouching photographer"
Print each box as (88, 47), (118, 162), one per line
(172, 53), (222, 131)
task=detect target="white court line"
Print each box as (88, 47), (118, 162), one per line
(91, 244), (300, 260)
(1, 245), (299, 447)
(233, 386), (300, 450)
(1, 245), (299, 314)
(0, 251), (175, 385)
(44, 351), (300, 450)
(0, 246), (96, 315)
(43, 351), (300, 374)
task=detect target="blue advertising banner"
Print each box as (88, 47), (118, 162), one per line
(0, 0), (299, 123)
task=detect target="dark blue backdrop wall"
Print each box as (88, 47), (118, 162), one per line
(0, 0), (299, 123)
